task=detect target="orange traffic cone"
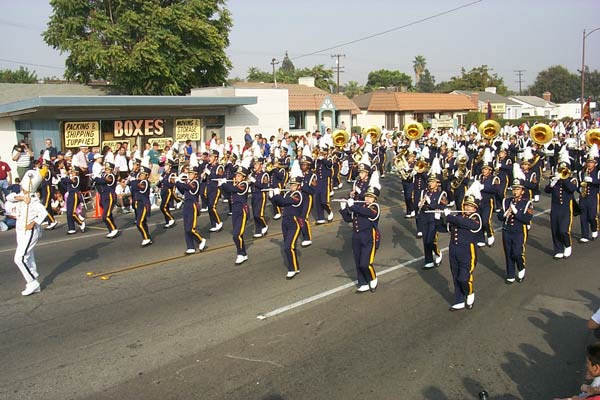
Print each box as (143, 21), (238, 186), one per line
(92, 192), (103, 218)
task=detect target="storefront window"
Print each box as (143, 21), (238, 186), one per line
(289, 111), (305, 130)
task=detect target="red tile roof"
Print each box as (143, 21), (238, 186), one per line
(353, 91), (476, 112)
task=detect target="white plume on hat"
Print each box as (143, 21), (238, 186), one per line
(521, 147), (533, 162)
(363, 142), (373, 155)
(429, 156), (442, 177)
(559, 147), (571, 165)
(21, 170), (42, 193)
(421, 146), (430, 160)
(240, 156), (252, 171)
(589, 143), (599, 159)
(303, 144), (311, 157)
(483, 147), (493, 164)
(465, 179), (483, 201)
(369, 169), (381, 191)
(189, 152), (199, 169)
(290, 160), (303, 180)
(200, 142), (207, 154)
(512, 162), (526, 181)
(501, 140), (509, 150)
(408, 140), (418, 154)
(359, 152), (371, 167)
(141, 155), (151, 169)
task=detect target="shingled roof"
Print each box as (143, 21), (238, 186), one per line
(232, 82), (360, 113)
(352, 91), (476, 112)
(0, 83), (110, 105)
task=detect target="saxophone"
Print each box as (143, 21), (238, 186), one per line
(581, 170), (588, 198)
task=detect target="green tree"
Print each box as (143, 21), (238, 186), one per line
(415, 69), (435, 93)
(247, 67), (274, 83)
(366, 69), (412, 91)
(296, 65), (335, 92)
(341, 80), (365, 98)
(246, 63), (335, 92)
(0, 66), (38, 83)
(527, 65), (579, 103)
(585, 68), (600, 100)
(435, 65), (508, 95)
(43, 0), (232, 95)
(413, 55), (426, 84)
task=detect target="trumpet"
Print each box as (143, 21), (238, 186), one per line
(557, 165), (571, 179)
(265, 162), (274, 172)
(414, 159), (429, 174)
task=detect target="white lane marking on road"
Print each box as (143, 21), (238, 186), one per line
(257, 209), (550, 320)
(225, 354), (283, 368)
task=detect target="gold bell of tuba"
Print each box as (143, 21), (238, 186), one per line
(332, 129), (350, 148)
(530, 123), (554, 145)
(362, 125), (382, 143)
(585, 128), (600, 147)
(403, 122), (425, 141)
(478, 120), (501, 141)
(352, 149), (363, 164)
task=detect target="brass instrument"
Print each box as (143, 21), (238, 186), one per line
(394, 149), (411, 179)
(557, 164), (571, 179)
(312, 148), (319, 159)
(219, 154), (230, 165)
(403, 122), (425, 141)
(352, 149), (363, 164)
(586, 128), (600, 147)
(530, 123), (554, 145)
(478, 120), (501, 140)
(332, 129), (350, 148)
(450, 166), (468, 190)
(581, 169), (588, 198)
(362, 125), (382, 143)
(265, 162), (274, 172)
(414, 159), (429, 174)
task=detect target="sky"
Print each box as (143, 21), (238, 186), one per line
(1, 0), (599, 92)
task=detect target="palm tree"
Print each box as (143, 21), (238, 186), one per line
(413, 55), (427, 84)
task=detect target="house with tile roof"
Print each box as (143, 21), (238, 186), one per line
(508, 94), (559, 119)
(352, 90), (476, 131)
(452, 89), (522, 119)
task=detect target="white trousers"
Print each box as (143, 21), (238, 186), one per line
(14, 227), (41, 283)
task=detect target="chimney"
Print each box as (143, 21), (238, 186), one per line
(298, 77), (315, 87)
(471, 92), (479, 108)
(543, 91), (551, 102)
(484, 87), (496, 94)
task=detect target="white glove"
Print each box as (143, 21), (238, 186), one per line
(249, 176), (256, 183)
(550, 178), (558, 187)
(354, 187), (361, 194)
(424, 195), (431, 204)
(273, 188), (280, 196)
(217, 178), (227, 186)
(346, 198), (354, 208)
(204, 168), (210, 176)
(584, 176), (593, 183)
(340, 201), (347, 210)
(268, 190), (274, 199)
(443, 208), (451, 216)
(510, 203), (518, 214)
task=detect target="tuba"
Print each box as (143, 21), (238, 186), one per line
(394, 149), (411, 179)
(414, 158), (429, 174)
(478, 120), (501, 141)
(403, 122), (425, 141)
(530, 123), (554, 145)
(586, 128), (600, 147)
(352, 149), (363, 164)
(362, 125), (382, 143)
(332, 129), (350, 148)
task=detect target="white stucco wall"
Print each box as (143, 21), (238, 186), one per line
(356, 111), (385, 129)
(0, 117), (18, 175)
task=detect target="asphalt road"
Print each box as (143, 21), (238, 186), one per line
(0, 178), (598, 400)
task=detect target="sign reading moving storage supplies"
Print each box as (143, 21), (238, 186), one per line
(64, 121), (100, 147)
(175, 119), (202, 141)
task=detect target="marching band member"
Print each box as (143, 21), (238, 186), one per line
(351, 154), (371, 201)
(494, 147), (513, 210)
(339, 170), (381, 293)
(131, 158), (153, 247)
(128, 158), (141, 215)
(9, 171), (48, 296)
(205, 150), (224, 232)
(419, 158), (446, 269)
(198, 151), (210, 212)
(93, 161), (119, 238)
(477, 148), (499, 247)
(544, 152), (577, 259)
(498, 179), (533, 284)
(519, 148), (537, 200)
(219, 157), (251, 264)
(445, 190), (482, 311)
(331, 148), (343, 190)
(223, 152), (236, 216)
(40, 160), (58, 230)
(530, 144), (544, 202)
(249, 157), (269, 238)
(299, 151), (317, 247)
(412, 156), (429, 237)
(158, 159), (177, 228)
(270, 163), (305, 279)
(175, 164), (207, 255)
(400, 151), (416, 218)
(314, 146), (334, 224)
(269, 157), (286, 220)
(578, 146), (600, 243)
(60, 167), (85, 234)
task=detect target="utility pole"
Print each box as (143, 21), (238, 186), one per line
(271, 58), (280, 88)
(581, 28), (600, 120)
(514, 70), (526, 95)
(330, 54), (345, 93)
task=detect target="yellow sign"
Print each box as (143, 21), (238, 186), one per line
(102, 140), (131, 151)
(64, 121), (100, 147)
(175, 118), (202, 141)
(147, 137), (171, 149)
(480, 103), (506, 113)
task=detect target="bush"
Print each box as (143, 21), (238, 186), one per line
(351, 125), (362, 134)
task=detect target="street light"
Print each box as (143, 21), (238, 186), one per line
(581, 27), (600, 120)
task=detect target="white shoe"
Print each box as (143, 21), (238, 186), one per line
(553, 253), (564, 259)
(423, 262), (434, 269)
(477, 242), (486, 248)
(286, 271), (297, 280)
(21, 280), (41, 296)
(301, 240), (312, 247)
(169, 207), (176, 211)
(46, 221), (58, 230)
(141, 239), (153, 247)
(466, 293), (475, 308)
(273, 213), (281, 220)
(329, 191), (334, 196)
(253, 233), (263, 238)
(356, 284), (370, 292)
(410, 211), (415, 217)
(316, 219), (325, 224)
(67, 230), (77, 234)
(435, 253), (442, 265)
(337, 184), (343, 189)
(151, 204), (160, 210)
(235, 254), (248, 264)
(41, 221), (48, 226)
(106, 229), (119, 238)
(200, 207), (208, 212)
(579, 237), (590, 243)
(487, 236), (495, 246)
(564, 246), (572, 258)
(185, 248), (196, 255)
(369, 278), (378, 292)
(517, 268), (526, 281)
(327, 212), (334, 222)
(80, 220), (86, 232)
(198, 238), (207, 251)
(534, 195), (540, 202)
(166, 219), (175, 228)
(593, 231), (598, 239)
(176, 202), (183, 210)
(261, 225), (268, 235)
(222, 199), (229, 203)
(209, 223), (223, 232)
(416, 232), (423, 238)
(449, 302), (465, 311)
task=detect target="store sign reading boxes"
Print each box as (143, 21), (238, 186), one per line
(64, 121), (100, 147)
(175, 118), (202, 141)
(113, 119), (165, 137)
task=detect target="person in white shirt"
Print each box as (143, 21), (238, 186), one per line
(115, 178), (133, 213)
(92, 153), (104, 178)
(114, 147), (129, 179)
(8, 170), (48, 296)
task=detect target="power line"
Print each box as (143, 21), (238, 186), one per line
(292, 0), (483, 61)
(0, 58), (64, 70)
(331, 54), (345, 93)
(514, 69), (526, 95)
